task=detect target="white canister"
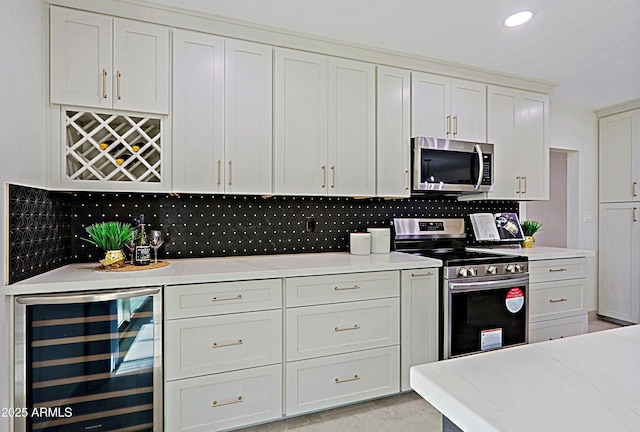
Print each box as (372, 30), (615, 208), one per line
(367, 228), (391, 254)
(349, 232), (371, 255)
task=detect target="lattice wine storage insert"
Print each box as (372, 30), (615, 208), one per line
(65, 110), (162, 183)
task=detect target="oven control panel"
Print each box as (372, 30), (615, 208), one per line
(447, 262), (528, 279)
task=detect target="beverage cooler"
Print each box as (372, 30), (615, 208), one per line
(14, 287), (163, 432)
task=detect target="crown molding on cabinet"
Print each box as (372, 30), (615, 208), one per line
(594, 98), (640, 118)
(46, 0), (556, 94)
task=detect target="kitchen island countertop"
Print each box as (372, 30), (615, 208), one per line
(5, 251), (441, 295)
(411, 324), (640, 432)
(467, 245), (594, 260)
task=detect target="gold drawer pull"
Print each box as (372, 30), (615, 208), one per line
(334, 324), (360, 332)
(211, 294), (243, 302)
(549, 298), (568, 303)
(411, 271), (434, 277)
(335, 374), (360, 384)
(212, 339), (243, 348)
(548, 268), (567, 272)
(212, 396), (243, 407)
(334, 284), (360, 291)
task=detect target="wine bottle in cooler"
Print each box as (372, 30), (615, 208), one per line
(134, 214), (151, 266)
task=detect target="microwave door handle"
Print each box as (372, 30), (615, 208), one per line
(474, 144), (483, 190)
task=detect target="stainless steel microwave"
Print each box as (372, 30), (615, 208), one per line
(412, 136), (494, 194)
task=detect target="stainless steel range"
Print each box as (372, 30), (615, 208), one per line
(392, 218), (529, 359)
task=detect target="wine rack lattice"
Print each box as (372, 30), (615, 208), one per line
(65, 110), (162, 183)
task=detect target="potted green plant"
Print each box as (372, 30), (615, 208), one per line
(81, 222), (138, 268)
(520, 220), (543, 248)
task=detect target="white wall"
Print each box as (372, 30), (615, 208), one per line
(535, 103), (599, 311)
(0, 0), (47, 427)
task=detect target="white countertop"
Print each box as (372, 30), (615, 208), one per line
(411, 325), (640, 432)
(5, 252), (441, 295)
(467, 245), (595, 260)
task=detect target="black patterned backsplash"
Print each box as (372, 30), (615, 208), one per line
(7, 184), (518, 283)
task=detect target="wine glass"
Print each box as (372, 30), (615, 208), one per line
(125, 237), (136, 265)
(149, 230), (164, 264)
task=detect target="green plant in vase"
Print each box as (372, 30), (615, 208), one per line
(520, 220), (543, 248)
(82, 222), (138, 268)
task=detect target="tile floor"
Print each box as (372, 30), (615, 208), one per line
(238, 318), (623, 432)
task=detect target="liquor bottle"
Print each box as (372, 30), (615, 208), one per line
(134, 214), (151, 266)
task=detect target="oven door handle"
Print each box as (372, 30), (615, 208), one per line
(16, 287), (161, 305)
(474, 144), (483, 190)
(449, 276), (529, 292)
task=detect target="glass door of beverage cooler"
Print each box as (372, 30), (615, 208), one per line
(14, 287), (162, 432)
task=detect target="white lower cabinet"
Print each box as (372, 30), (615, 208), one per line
(285, 346), (400, 416)
(528, 258), (588, 343)
(165, 364), (282, 432)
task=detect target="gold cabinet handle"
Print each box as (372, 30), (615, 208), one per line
(446, 115), (451, 135)
(116, 70), (122, 100)
(102, 69), (108, 99)
(212, 339), (243, 348)
(211, 294), (243, 302)
(549, 268), (567, 272)
(217, 160), (221, 185)
(228, 160), (232, 186)
(549, 298), (568, 303)
(453, 115), (458, 136)
(404, 169), (410, 191)
(331, 165), (336, 188)
(522, 176), (527, 194)
(516, 176), (521, 194)
(335, 374), (359, 384)
(334, 324), (360, 332)
(212, 396), (243, 407)
(411, 271), (434, 277)
(633, 181), (637, 197)
(334, 284), (360, 291)
(321, 165), (326, 188)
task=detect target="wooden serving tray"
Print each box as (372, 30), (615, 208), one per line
(95, 261), (169, 272)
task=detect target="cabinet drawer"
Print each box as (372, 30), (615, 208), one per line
(165, 310), (282, 380)
(165, 279), (282, 319)
(165, 364), (282, 432)
(529, 258), (586, 283)
(285, 271), (399, 307)
(285, 346), (399, 416)
(529, 315), (588, 343)
(286, 298), (399, 361)
(529, 280), (585, 322)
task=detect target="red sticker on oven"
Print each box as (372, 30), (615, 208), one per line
(505, 288), (524, 313)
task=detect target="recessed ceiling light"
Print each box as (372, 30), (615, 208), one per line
(504, 10), (533, 27)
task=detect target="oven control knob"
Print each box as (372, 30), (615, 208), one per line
(515, 264), (524, 273)
(487, 265), (497, 275)
(458, 267), (468, 277)
(468, 268), (477, 277)
(506, 264), (516, 273)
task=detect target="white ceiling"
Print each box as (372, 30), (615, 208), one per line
(146, 0), (639, 110)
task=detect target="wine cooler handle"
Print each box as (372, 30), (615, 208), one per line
(16, 287), (161, 305)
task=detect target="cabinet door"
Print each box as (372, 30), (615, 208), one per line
(113, 19), (169, 114)
(486, 85), (519, 199)
(400, 269), (439, 391)
(518, 91), (549, 200)
(225, 39), (273, 195)
(599, 110), (640, 202)
(451, 79), (486, 142)
(172, 30), (225, 193)
(328, 58), (376, 196)
(598, 203), (640, 323)
(377, 66), (411, 197)
(411, 72), (450, 139)
(50, 7), (113, 109)
(274, 48), (328, 195)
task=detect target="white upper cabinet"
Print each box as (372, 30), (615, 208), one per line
(411, 72), (486, 142)
(328, 58), (376, 196)
(485, 85), (549, 200)
(275, 48), (375, 196)
(599, 109), (640, 203)
(50, 7), (169, 114)
(173, 31), (273, 194)
(377, 66), (411, 197)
